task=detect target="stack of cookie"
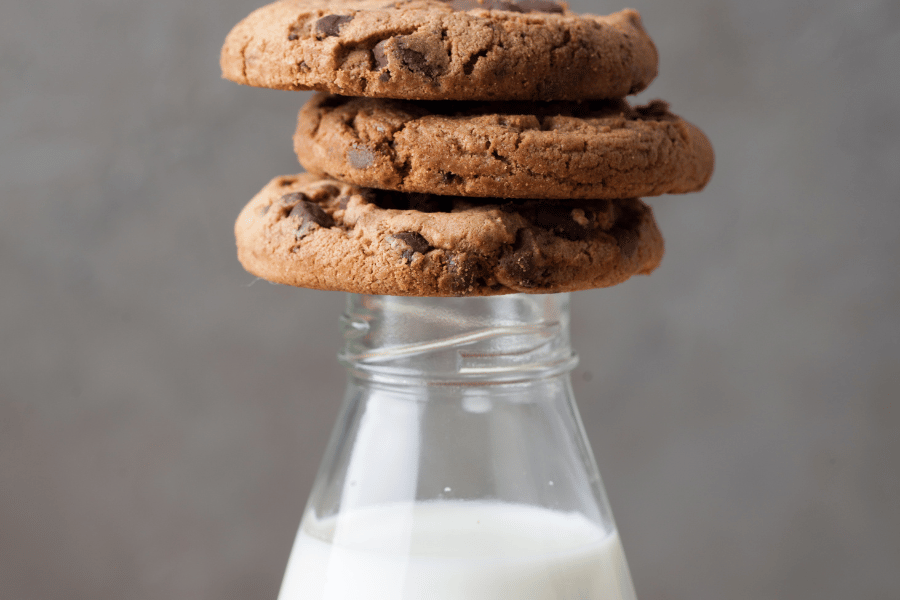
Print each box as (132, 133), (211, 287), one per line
(222, 0), (714, 296)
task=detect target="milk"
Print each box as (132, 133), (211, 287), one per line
(278, 501), (637, 600)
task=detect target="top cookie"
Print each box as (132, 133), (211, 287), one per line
(221, 0), (659, 101)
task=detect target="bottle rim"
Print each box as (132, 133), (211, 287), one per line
(338, 294), (579, 385)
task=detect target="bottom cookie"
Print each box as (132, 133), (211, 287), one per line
(235, 174), (664, 296)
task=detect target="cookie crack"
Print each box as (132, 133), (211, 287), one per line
(386, 121), (413, 178)
(490, 147), (512, 167)
(548, 28), (572, 54)
(397, 157), (413, 181)
(239, 38), (251, 82)
(463, 47), (491, 75)
(308, 108), (324, 139)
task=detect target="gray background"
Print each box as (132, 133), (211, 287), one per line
(2, 0), (898, 598)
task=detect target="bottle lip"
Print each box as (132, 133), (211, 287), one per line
(339, 349), (580, 386)
(338, 294), (578, 385)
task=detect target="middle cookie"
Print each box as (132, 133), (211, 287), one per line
(296, 94), (714, 200)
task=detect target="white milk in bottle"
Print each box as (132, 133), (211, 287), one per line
(278, 501), (637, 600)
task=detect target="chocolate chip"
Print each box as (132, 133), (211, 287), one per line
(348, 145), (375, 169)
(607, 204), (641, 258)
(502, 254), (537, 288)
(500, 230), (542, 288)
(373, 40), (389, 70)
(374, 37), (445, 80)
(287, 23), (304, 41)
(315, 15), (353, 39)
(279, 192), (308, 206)
(398, 46), (431, 75)
(448, 253), (486, 294)
(288, 200), (334, 238)
(307, 184), (340, 201)
(614, 229), (638, 258)
(396, 39), (441, 79)
(391, 232), (432, 263)
(502, 201), (595, 240)
(532, 205), (594, 241)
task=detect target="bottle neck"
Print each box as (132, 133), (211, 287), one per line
(338, 294), (579, 385)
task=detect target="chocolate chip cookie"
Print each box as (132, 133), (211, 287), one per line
(221, 0), (658, 101)
(295, 94), (714, 200)
(236, 173), (664, 295)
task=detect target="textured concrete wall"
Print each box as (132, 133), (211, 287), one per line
(2, 0), (898, 598)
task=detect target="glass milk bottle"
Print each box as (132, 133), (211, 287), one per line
(278, 293), (637, 600)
